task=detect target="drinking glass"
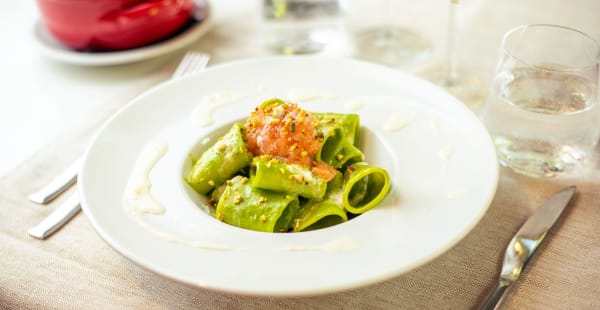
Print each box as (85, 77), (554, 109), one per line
(426, 0), (485, 110)
(480, 24), (600, 178)
(261, 0), (346, 54)
(352, 0), (431, 67)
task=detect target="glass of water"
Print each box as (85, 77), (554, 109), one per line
(261, 0), (345, 54)
(352, 0), (431, 68)
(480, 24), (600, 178)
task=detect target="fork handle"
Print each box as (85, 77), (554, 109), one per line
(478, 281), (511, 310)
(28, 157), (81, 204)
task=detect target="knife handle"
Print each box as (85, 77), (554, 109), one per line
(478, 281), (510, 310)
(28, 192), (81, 239)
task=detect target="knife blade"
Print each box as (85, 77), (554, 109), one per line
(478, 186), (576, 310)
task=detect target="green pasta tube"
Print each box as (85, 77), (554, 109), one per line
(314, 113), (364, 169)
(316, 126), (343, 164)
(210, 183), (227, 205)
(294, 173), (347, 232)
(250, 156), (327, 199)
(216, 176), (300, 232)
(329, 138), (364, 169)
(316, 127), (364, 169)
(186, 123), (253, 195)
(314, 112), (360, 145)
(342, 163), (391, 214)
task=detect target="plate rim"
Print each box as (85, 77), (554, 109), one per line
(79, 55), (499, 296)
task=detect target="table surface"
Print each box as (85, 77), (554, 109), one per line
(1, 0), (599, 309)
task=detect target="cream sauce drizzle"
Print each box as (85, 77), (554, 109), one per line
(430, 117), (439, 137)
(383, 112), (415, 132)
(438, 146), (453, 161)
(123, 143), (168, 215)
(123, 142), (232, 251)
(190, 91), (246, 127)
(283, 236), (360, 252)
(439, 146), (453, 171)
(447, 190), (467, 199)
(131, 213), (232, 251)
(344, 100), (364, 111)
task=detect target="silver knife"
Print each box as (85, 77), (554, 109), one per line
(478, 186), (576, 310)
(28, 191), (81, 239)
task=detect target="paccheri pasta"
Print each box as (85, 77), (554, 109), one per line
(185, 98), (391, 232)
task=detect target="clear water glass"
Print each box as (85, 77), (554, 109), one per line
(261, 0), (345, 54)
(352, 0), (431, 68)
(480, 24), (600, 178)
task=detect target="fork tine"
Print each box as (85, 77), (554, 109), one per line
(187, 56), (209, 75)
(171, 54), (191, 78)
(183, 56), (202, 76)
(188, 54), (209, 75)
(172, 52), (210, 79)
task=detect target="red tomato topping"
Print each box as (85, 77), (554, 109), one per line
(245, 99), (335, 181)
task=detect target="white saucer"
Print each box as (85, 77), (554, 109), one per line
(33, 5), (212, 66)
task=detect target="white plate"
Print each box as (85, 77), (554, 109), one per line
(79, 56), (499, 296)
(33, 5), (212, 66)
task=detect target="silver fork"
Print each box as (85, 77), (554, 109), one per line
(27, 52), (210, 240)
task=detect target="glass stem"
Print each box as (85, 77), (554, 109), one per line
(445, 0), (459, 85)
(384, 0), (392, 34)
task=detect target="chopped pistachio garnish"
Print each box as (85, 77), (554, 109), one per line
(233, 191), (242, 204)
(288, 174), (304, 183)
(266, 158), (278, 168)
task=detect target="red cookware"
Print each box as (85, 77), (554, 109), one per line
(37, 0), (195, 51)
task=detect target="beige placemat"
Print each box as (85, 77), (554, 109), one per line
(1, 75), (599, 310)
